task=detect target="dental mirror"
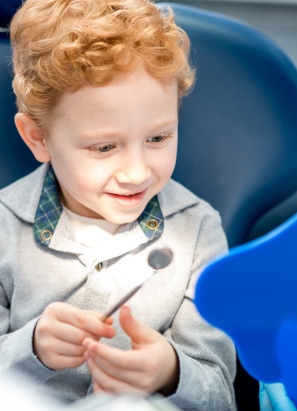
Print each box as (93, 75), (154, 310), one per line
(101, 247), (173, 321)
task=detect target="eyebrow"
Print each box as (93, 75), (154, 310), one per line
(79, 118), (179, 140)
(147, 119), (179, 134)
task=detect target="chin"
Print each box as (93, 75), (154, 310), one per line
(106, 213), (142, 225)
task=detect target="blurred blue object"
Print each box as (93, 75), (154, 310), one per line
(259, 383), (296, 411)
(195, 212), (297, 407)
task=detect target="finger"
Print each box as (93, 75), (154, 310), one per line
(37, 339), (87, 371)
(37, 318), (113, 352)
(85, 345), (138, 382)
(83, 338), (142, 371)
(86, 356), (146, 395)
(49, 338), (87, 357)
(45, 302), (115, 338)
(50, 353), (86, 371)
(93, 381), (104, 393)
(119, 306), (158, 347)
(84, 340), (153, 389)
(47, 321), (100, 345)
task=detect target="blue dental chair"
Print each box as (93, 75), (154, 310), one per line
(0, 31), (39, 188)
(0, 0), (22, 28)
(160, 3), (297, 410)
(2, 3), (297, 410)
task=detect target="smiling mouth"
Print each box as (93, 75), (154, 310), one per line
(107, 190), (147, 203)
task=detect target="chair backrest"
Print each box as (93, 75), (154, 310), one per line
(0, 1), (22, 28)
(158, 3), (297, 249)
(0, 31), (38, 188)
(158, 3), (297, 411)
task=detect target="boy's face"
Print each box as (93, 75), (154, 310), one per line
(41, 67), (178, 223)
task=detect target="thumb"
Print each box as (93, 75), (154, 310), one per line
(119, 306), (157, 348)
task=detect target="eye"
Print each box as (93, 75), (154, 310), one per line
(147, 134), (171, 144)
(90, 143), (116, 153)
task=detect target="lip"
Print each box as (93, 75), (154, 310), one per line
(106, 189), (148, 206)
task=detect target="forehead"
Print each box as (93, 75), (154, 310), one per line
(45, 67), (179, 135)
(52, 68), (177, 113)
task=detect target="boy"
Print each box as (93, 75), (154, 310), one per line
(0, 0), (237, 409)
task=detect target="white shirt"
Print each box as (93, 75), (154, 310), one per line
(62, 206), (119, 250)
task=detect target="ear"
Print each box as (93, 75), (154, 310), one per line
(14, 113), (51, 163)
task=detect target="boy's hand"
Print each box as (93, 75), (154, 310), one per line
(34, 302), (115, 371)
(83, 306), (179, 396)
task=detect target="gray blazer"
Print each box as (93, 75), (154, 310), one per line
(0, 164), (237, 411)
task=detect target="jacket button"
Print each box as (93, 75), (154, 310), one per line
(41, 229), (52, 241)
(95, 262), (103, 271)
(146, 219), (159, 230)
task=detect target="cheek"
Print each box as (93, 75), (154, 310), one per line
(53, 158), (94, 195)
(69, 169), (101, 194)
(165, 156), (177, 178)
(59, 160), (114, 199)
(164, 144), (178, 174)
(49, 148), (91, 183)
(155, 148), (177, 182)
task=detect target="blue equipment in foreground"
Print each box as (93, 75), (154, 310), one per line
(195, 212), (297, 406)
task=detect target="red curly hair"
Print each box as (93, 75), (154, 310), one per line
(10, 0), (195, 128)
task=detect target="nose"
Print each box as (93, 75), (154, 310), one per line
(114, 149), (151, 185)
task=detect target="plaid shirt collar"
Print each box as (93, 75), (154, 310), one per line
(34, 166), (164, 247)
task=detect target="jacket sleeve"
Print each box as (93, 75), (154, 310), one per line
(163, 210), (237, 411)
(0, 226), (56, 381)
(0, 294), (56, 380)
